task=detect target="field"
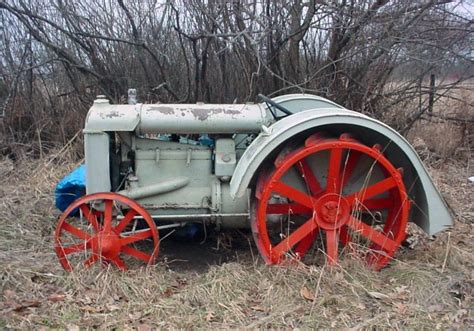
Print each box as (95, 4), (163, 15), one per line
(0, 97), (473, 329)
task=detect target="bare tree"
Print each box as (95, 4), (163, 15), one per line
(0, 0), (472, 152)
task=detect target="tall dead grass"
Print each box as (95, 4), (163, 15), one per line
(384, 81), (473, 164)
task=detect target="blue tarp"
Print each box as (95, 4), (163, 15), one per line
(55, 165), (86, 213)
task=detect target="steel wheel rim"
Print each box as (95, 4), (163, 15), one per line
(253, 135), (410, 270)
(55, 192), (159, 271)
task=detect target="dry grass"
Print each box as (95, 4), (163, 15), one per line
(384, 80), (473, 162)
(426, 88), (472, 158)
(0, 133), (473, 329)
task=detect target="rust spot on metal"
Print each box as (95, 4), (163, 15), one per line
(191, 108), (215, 121)
(103, 110), (124, 118)
(190, 108), (241, 121)
(224, 108), (241, 115)
(147, 106), (175, 115)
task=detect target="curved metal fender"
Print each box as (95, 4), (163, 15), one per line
(230, 108), (453, 236)
(271, 93), (345, 112)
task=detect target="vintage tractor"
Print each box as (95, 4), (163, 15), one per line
(54, 93), (453, 271)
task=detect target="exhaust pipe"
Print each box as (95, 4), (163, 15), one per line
(119, 176), (190, 200)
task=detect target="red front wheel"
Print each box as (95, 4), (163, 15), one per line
(251, 133), (410, 270)
(55, 193), (159, 271)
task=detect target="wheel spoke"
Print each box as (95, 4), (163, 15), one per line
(266, 203), (312, 214)
(359, 198), (394, 210)
(79, 204), (100, 232)
(325, 230), (339, 264)
(341, 150), (361, 188)
(103, 199), (113, 232)
(62, 222), (92, 241)
(120, 229), (153, 246)
(345, 177), (397, 205)
(61, 242), (90, 255)
(271, 218), (318, 258)
(296, 159), (323, 195)
(122, 245), (153, 264)
(347, 216), (398, 252)
(326, 148), (343, 193)
(112, 257), (127, 270)
(114, 209), (138, 233)
(272, 181), (314, 209)
(294, 229), (318, 257)
(84, 254), (99, 267)
(339, 225), (352, 246)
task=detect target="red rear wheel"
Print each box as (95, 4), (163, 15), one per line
(55, 193), (159, 271)
(252, 133), (410, 270)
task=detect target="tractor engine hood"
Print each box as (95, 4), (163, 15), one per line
(84, 97), (273, 134)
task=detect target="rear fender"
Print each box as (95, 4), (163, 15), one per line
(230, 109), (453, 236)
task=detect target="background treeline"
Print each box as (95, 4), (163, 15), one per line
(0, 0), (472, 152)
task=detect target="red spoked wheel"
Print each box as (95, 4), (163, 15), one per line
(252, 133), (410, 270)
(55, 193), (159, 271)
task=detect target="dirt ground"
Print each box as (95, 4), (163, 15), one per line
(1, 107), (473, 329)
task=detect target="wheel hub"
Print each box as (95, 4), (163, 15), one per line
(92, 231), (121, 258)
(315, 193), (350, 229)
